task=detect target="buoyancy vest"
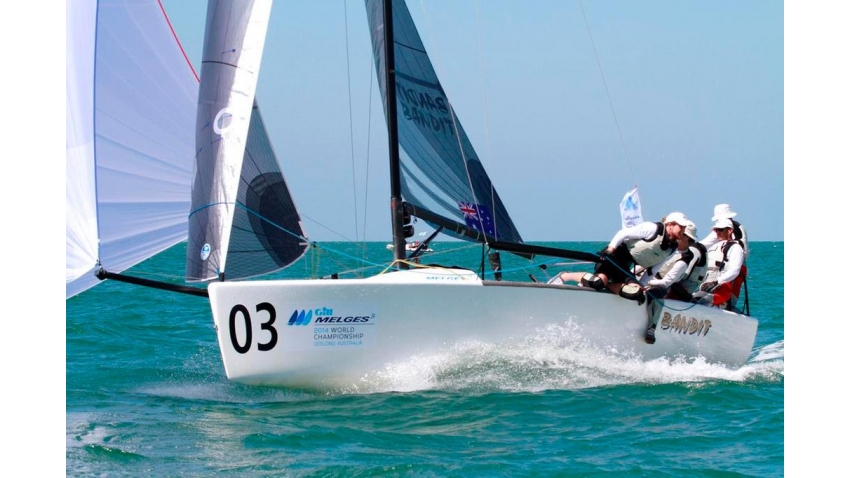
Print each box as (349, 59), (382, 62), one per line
(626, 222), (674, 268)
(705, 239), (742, 283)
(653, 248), (691, 281)
(680, 242), (708, 293)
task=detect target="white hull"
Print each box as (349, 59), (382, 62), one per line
(208, 267), (757, 388)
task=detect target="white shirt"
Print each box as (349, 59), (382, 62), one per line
(707, 240), (744, 284)
(608, 221), (663, 250)
(638, 251), (689, 288)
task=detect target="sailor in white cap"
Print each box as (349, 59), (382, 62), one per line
(637, 223), (708, 296)
(692, 217), (746, 311)
(700, 204), (749, 259)
(553, 212), (691, 303)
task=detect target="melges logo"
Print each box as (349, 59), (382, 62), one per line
(287, 307), (374, 326)
(288, 309), (313, 326)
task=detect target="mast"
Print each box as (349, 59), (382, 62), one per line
(383, 0), (407, 265)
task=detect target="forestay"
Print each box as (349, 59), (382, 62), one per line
(365, 0), (523, 245)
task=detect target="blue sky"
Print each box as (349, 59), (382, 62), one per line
(160, 0), (783, 242)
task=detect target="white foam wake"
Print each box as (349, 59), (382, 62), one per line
(343, 323), (784, 394)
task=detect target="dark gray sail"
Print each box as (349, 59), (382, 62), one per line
(224, 101), (309, 280)
(365, 0), (523, 245)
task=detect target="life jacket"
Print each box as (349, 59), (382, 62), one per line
(625, 222), (674, 268)
(709, 239), (742, 272)
(704, 240), (745, 309)
(652, 248), (692, 282)
(679, 242), (708, 293)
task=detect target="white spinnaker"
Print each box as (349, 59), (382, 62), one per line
(66, 0), (98, 290)
(65, 0), (199, 298)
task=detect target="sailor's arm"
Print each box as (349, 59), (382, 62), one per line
(606, 222), (660, 252)
(648, 261), (687, 288)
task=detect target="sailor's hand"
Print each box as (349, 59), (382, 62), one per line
(699, 280), (718, 292)
(691, 291), (714, 305)
(598, 247), (612, 259)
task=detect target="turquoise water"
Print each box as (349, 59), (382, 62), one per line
(66, 242), (784, 476)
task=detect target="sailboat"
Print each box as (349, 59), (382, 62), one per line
(386, 233), (434, 253)
(67, 0), (758, 390)
(385, 241), (433, 252)
(193, 0), (757, 388)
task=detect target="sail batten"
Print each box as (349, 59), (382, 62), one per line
(366, 0), (523, 246)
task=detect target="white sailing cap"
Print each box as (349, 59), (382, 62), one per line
(684, 223), (698, 241)
(711, 204), (738, 221)
(713, 218), (733, 229)
(664, 212), (692, 227)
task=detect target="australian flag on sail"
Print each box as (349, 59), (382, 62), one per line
(459, 201), (497, 238)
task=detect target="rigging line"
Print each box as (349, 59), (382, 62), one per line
(418, 0), (489, 244)
(343, 0), (359, 242)
(234, 203), (311, 242)
(577, 0), (637, 186)
(157, 0), (199, 82)
(311, 242), (397, 270)
(300, 212), (356, 242)
(474, 0), (499, 238)
(362, 47), (375, 259)
(227, 197), (352, 243)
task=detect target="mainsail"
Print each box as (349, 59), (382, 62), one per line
(365, 0), (523, 245)
(66, 0), (199, 298)
(187, 0), (307, 282)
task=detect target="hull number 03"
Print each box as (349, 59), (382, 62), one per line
(228, 302), (278, 354)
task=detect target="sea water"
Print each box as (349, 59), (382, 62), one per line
(66, 242), (784, 476)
